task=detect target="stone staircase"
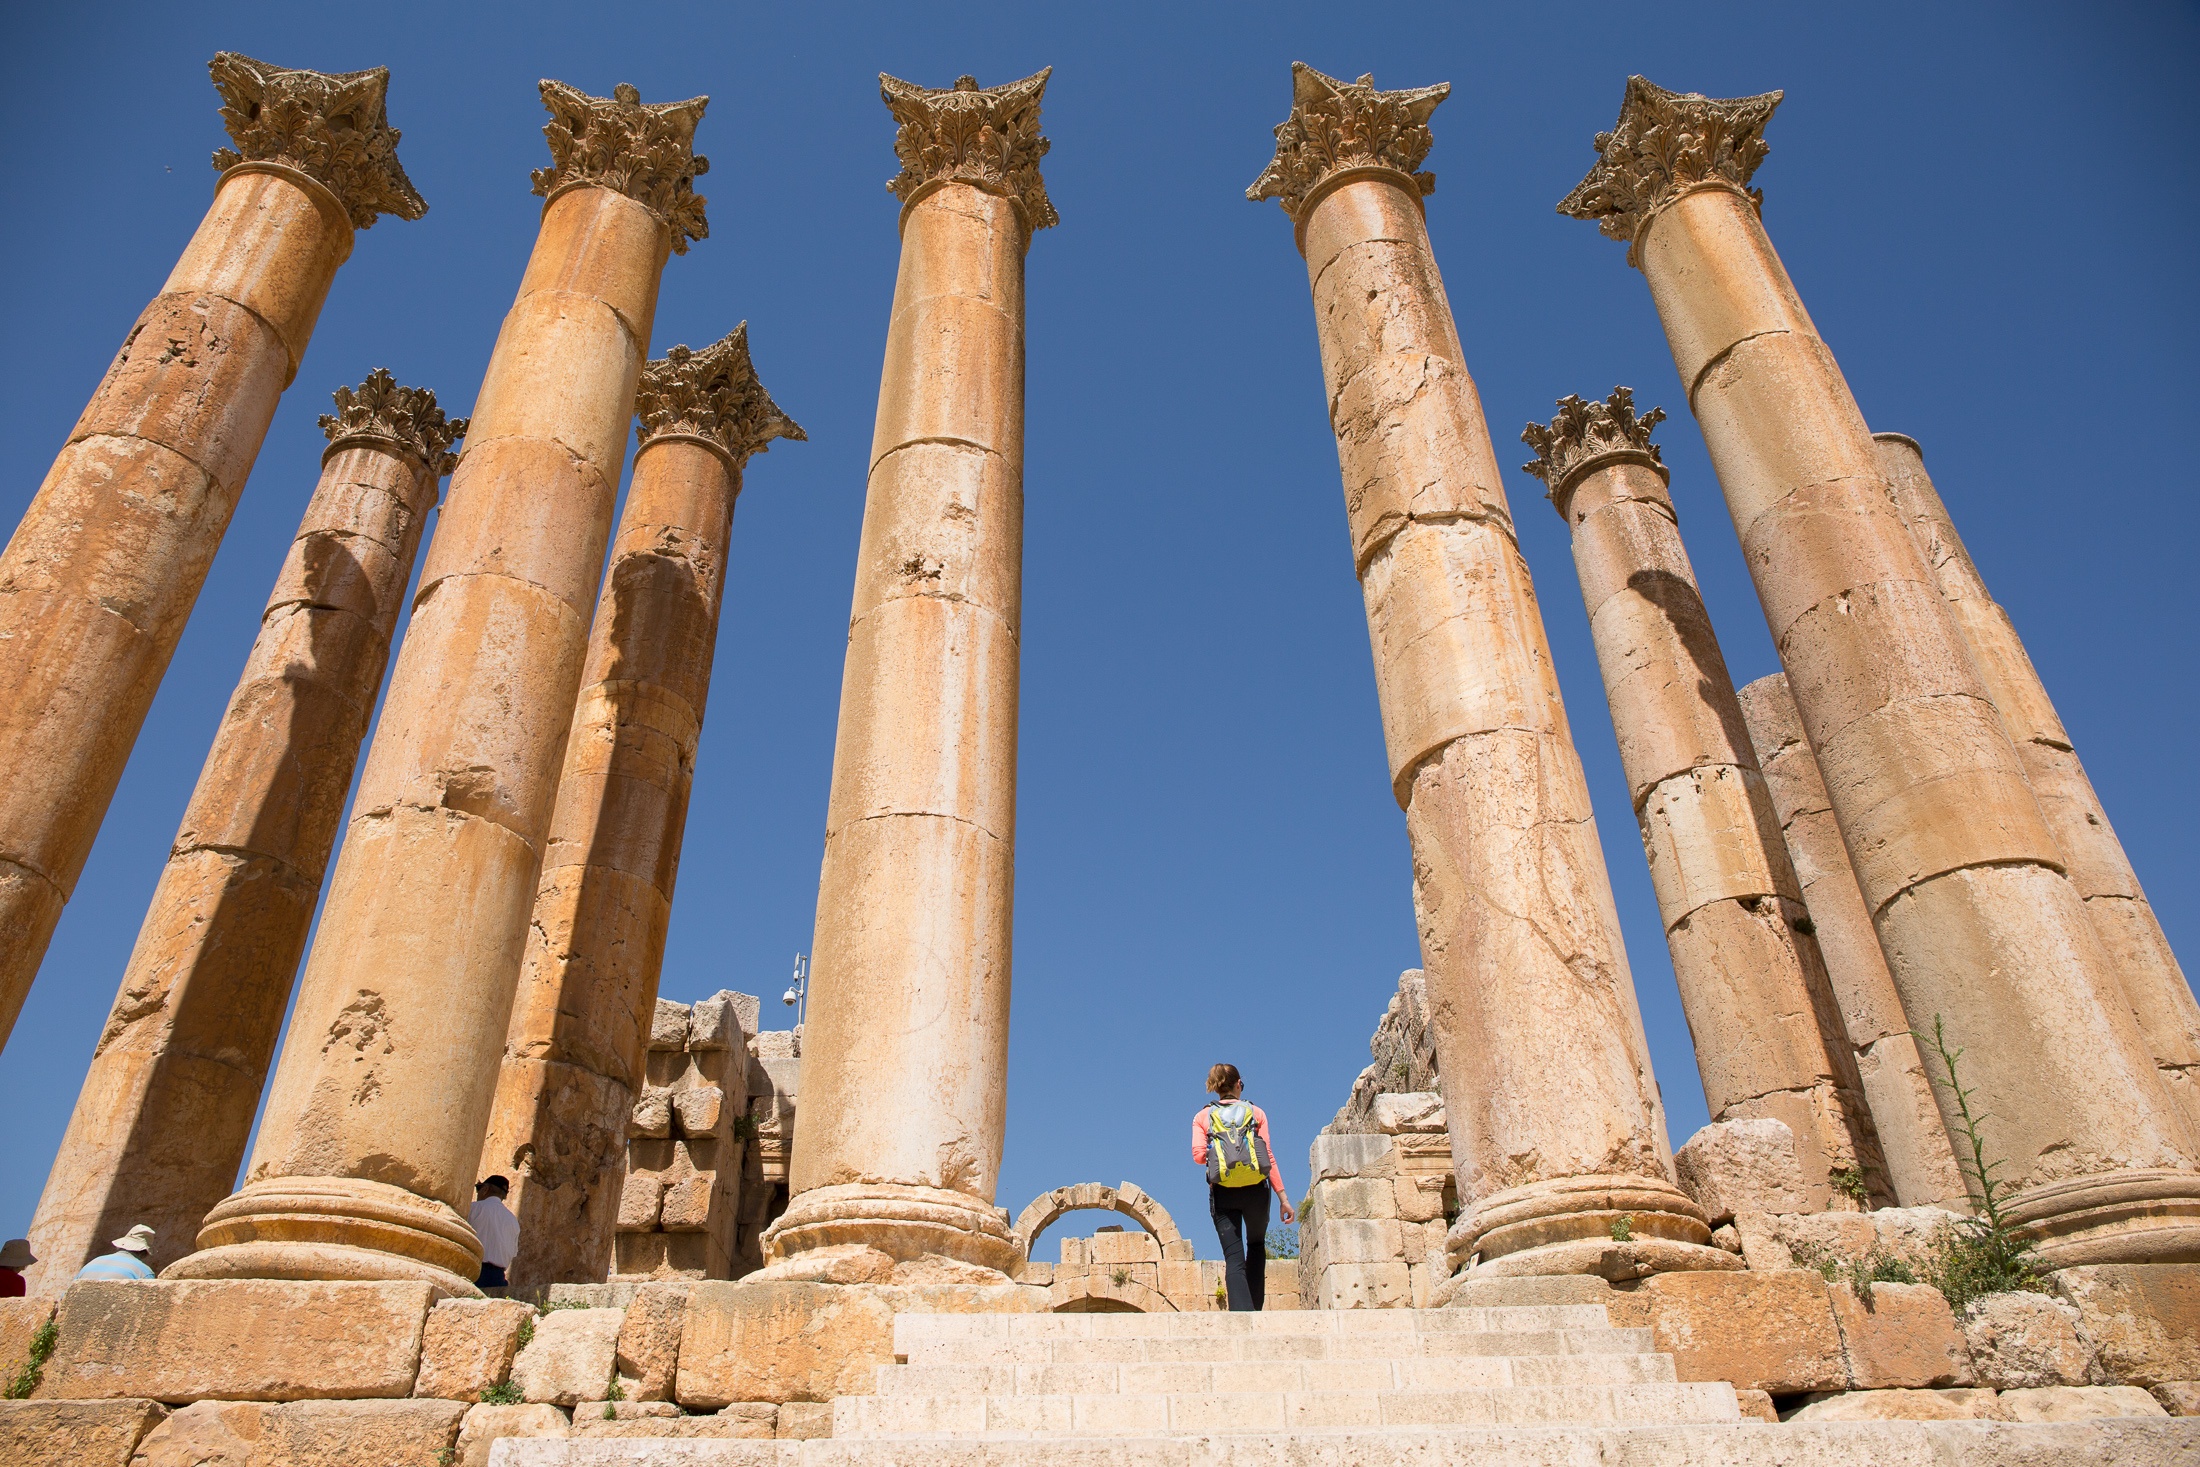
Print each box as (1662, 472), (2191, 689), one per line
(493, 1304), (2200, 1463)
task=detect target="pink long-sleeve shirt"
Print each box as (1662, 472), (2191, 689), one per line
(1192, 1100), (1289, 1202)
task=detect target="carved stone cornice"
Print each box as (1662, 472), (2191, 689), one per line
(1522, 387), (1666, 512)
(881, 70), (1057, 235)
(1247, 63), (1449, 224)
(1558, 76), (1781, 265)
(208, 52), (427, 230)
(635, 326), (805, 472)
(319, 369), (466, 476)
(531, 82), (710, 254)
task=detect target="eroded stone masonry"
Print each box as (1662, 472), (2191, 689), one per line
(0, 53), (2195, 1467)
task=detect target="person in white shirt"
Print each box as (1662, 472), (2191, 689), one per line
(470, 1176), (520, 1293)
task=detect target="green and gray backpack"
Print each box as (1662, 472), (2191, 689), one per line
(1206, 1100), (1272, 1189)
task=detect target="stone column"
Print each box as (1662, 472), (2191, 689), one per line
(0, 54), (424, 1049)
(23, 375), (460, 1292)
(1250, 65), (1734, 1282)
(481, 328), (801, 1291)
(171, 82), (707, 1295)
(765, 71), (1053, 1276)
(1738, 672), (1970, 1209)
(1874, 433), (2200, 1130)
(1561, 76), (2200, 1265)
(1526, 388), (1885, 1209)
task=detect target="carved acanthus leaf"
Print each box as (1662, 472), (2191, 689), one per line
(1247, 63), (1449, 218)
(881, 70), (1057, 233)
(1521, 387), (1665, 501)
(531, 81), (710, 254)
(319, 369), (466, 476)
(636, 325), (805, 469)
(207, 52), (426, 229)
(1557, 76), (1781, 255)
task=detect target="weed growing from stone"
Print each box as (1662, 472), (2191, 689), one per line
(3, 1317), (57, 1399)
(1608, 1216), (1633, 1243)
(479, 1379), (523, 1405)
(515, 1317), (536, 1351)
(1831, 1166), (1870, 1204)
(1919, 1014), (2042, 1311)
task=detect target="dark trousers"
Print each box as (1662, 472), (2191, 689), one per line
(1209, 1183), (1270, 1312)
(476, 1261), (508, 1290)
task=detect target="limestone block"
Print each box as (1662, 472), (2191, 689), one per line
(0, 1399), (165, 1467)
(1870, 1206), (1968, 1277)
(1444, 1275), (1617, 1309)
(1735, 1389), (1777, 1422)
(1157, 1261), (1205, 1302)
(1313, 1178), (1398, 1222)
(0, 1297), (55, 1379)
(543, 1284), (643, 1311)
(1998, 1385), (2169, 1421)
(572, 1412), (774, 1438)
(617, 1171), (665, 1231)
(415, 1298), (534, 1402)
(629, 1090), (672, 1139)
(1370, 1092), (1445, 1134)
(1674, 1119), (1809, 1227)
(1307, 1133), (1394, 1183)
(39, 1280), (432, 1403)
(510, 1308), (624, 1407)
(1829, 1282), (1974, 1388)
(1611, 1270), (1845, 1393)
(1396, 1177), (1445, 1224)
(1961, 1291), (2092, 1388)
(455, 1401), (569, 1467)
(776, 1400), (832, 1438)
(648, 1000), (689, 1051)
(685, 996), (740, 1051)
(659, 1172), (714, 1231)
(2052, 1264), (2200, 1385)
(615, 1284), (691, 1401)
(1314, 1261), (1411, 1310)
(1319, 1218), (1404, 1265)
(1057, 1237), (1087, 1267)
(1086, 1230), (1161, 1265)
(130, 1398), (468, 1466)
(675, 1280), (896, 1407)
(578, 1400), (680, 1419)
(1786, 1388), (2002, 1421)
(1766, 1209), (1877, 1273)
(2152, 1381), (2200, 1415)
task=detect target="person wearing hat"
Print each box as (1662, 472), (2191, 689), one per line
(0, 1238), (34, 1297)
(470, 1177), (519, 1294)
(75, 1224), (156, 1281)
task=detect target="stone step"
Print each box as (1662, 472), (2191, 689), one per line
(877, 1352), (1677, 1397)
(893, 1305), (1610, 1347)
(834, 1382), (1743, 1436)
(903, 1325), (1655, 1366)
(487, 1419), (2200, 1465)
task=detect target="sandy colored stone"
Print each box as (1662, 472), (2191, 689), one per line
(0, 1398), (165, 1466)
(129, 1398), (466, 1466)
(2152, 1382), (2200, 1416)
(580, 1400), (680, 1419)
(1732, 1388), (1777, 1422)
(1999, 1385), (2168, 1421)
(1828, 1281), (1974, 1388)
(573, 1413), (776, 1439)
(39, 1280), (431, 1403)
(0, 1297), (55, 1379)
(454, 1402), (569, 1467)
(676, 1280), (896, 1407)
(2053, 1264), (2200, 1385)
(775, 1400), (831, 1438)
(1369, 1093), (1445, 1134)
(615, 1284), (691, 1400)
(1951, 1291), (2090, 1391)
(1674, 1119), (1810, 1227)
(1609, 1269), (1845, 1393)
(1786, 1388), (2002, 1422)
(511, 1307), (624, 1408)
(414, 1298), (534, 1402)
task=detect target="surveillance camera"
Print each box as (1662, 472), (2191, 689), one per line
(782, 987), (799, 1005)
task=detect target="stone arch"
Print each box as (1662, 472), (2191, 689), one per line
(1012, 1180), (1186, 1257)
(1050, 1272), (1174, 1314)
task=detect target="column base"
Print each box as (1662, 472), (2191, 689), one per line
(1445, 1173), (1739, 1281)
(167, 1175), (482, 1297)
(761, 1182), (1023, 1275)
(2005, 1169), (2200, 1269)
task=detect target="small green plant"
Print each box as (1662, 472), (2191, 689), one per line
(435, 1448), (457, 1467)
(603, 1402), (618, 1419)
(1831, 1166), (1870, 1204)
(1265, 1224), (1299, 1260)
(1844, 1250), (1918, 1306)
(479, 1379), (523, 1405)
(1110, 1268), (1130, 1286)
(1608, 1216), (1633, 1243)
(605, 1375), (626, 1402)
(1918, 1014), (2042, 1311)
(4, 1316), (58, 1399)
(732, 1113), (760, 1141)
(515, 1316), (536, 1351)
(539, 1296), (591, 1311)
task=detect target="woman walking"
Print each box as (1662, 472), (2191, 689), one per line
(1191, 1063), (1293, 1311)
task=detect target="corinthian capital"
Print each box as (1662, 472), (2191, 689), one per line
(1522, 387), (1666, 508)
(1247, 63), (1449, 221)
(319, 369), (466, 476)
(1558, 76), (1781, 260)
(881, 70), (1057, 235)
(531, 82), (711, 254)
(636, 326), (805, 471)
(208, 52), (427, 229)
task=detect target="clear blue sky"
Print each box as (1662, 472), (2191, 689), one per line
(2, 3), (2193, 1262)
